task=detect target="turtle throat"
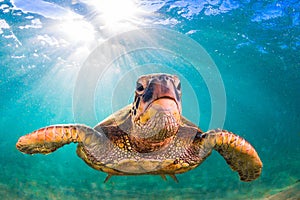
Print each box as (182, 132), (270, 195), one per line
(130, 98), (181, 152)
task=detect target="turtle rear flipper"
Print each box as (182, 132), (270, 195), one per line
(202, 129), (263, 182)
(16, 125), (100, 155)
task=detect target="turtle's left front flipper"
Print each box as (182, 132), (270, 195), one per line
(201, 129), (263, 182)
(16, 125), (101, 155)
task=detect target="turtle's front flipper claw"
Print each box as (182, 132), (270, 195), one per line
(202, 129), (263, 182)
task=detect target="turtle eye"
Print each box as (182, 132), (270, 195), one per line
(176, 82), (181, 91)
(136, 82), (144, 92)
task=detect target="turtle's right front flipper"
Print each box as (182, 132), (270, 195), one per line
(200, 129), (263, 182)
(16, 125), (100, 154)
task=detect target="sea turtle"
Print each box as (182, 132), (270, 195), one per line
(16, 73), (262, 182)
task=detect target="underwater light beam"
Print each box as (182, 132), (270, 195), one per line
(101, 0), (138, 23)
(88, 0), (141, 32)
(58, 19), (95, 43)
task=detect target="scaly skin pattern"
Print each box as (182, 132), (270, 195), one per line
(16, 73), (263, 182)
(198, 129), (262, 182)
(16, 125), (91, 154)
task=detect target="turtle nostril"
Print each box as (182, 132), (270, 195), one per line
(158, 75), (169, 82)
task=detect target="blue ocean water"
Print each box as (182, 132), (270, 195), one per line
(1, 0), (299, 199)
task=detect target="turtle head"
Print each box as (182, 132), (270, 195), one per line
(130, 74), (182, 142)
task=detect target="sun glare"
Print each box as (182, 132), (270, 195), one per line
(58, 19), (95, 43)
(101, 0), (138, 23)
(54, 0), (142, 43)
(91, 0), (141, 31)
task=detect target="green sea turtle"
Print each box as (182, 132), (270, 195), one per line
(16, 74), (262, 182)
